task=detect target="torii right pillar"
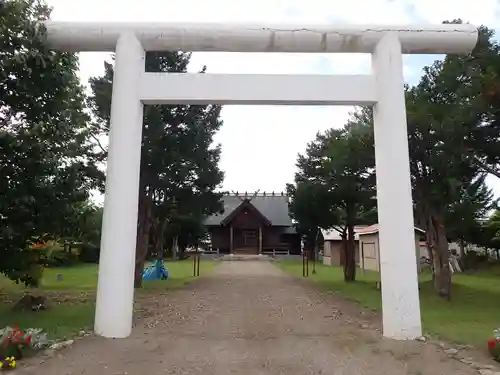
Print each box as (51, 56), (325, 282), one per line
(372, 33), (422, 339)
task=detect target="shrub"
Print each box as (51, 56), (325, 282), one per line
(8, 261), (44, 288)
(44, 242), (82, 267)
(488, 329), (500, 362)
(0, 327), (32, 360)
(78, 243), (100, 263)
(0, 326), (50, 368)
(462, 251), (489, 270)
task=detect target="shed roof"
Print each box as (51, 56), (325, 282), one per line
(322, 224), (425, 240)
(321, 226), (369, 241)
(357, 224), (425, 236)
(204, 193), (294, 227)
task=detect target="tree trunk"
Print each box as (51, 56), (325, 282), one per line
(340, 230), (347, 266)
(458, 238), (467, 270)
(310, 229), (318, 263)
(424, 228), (435, 282)
(171, 235), (178, 261)
(344, 223), (356, 282)
(428, 213), (452, 300)
(496, 248), (500, 260)
(178, 245), (186, 260)
(458, 238), (466, 259)
(155, 219), (168, 260)
(134, 193), (153, 288)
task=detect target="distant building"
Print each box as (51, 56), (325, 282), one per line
(321, 226), (367, 266)
(322, 224), (426, 272)
(204, 192), (301, 255)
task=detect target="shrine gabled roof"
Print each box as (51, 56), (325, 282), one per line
(204, 193), (294, 227)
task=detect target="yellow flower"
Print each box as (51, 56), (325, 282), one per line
(10, 360), (16, 368)
(0, 361), (3, 369)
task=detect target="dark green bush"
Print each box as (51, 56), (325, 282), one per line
(78, 244), (100, 263)
(462, 251), (489, 270)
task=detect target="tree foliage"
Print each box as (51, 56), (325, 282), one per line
(0, 0), (103, 286)
(445, 175), (496, 259)
(288, 115), (376, 281)
(89, 52), (224, 287)
(406, 24), (499, 298)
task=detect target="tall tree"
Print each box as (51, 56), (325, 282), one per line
(445, 174), (496, 263)
(407, 78), (473, 299)
(407, 24), (500, 299)
(286, 181), (333, 259)
(290, 116), (376, 282)
(0, 0), (103, 286)
(62, 200), (103, 247)
(89, 52), (224, 287)
(485, 210), (500, 260)
(445, 24), (500, 179)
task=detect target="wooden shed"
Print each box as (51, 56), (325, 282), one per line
(321, 226), (368, 266)
(358, 224), (426, 272)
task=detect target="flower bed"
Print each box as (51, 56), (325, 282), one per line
(0, 326), (51, 371)
(488, 328), (500, 362)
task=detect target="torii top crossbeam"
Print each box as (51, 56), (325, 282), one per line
(43, 22), (478, 54)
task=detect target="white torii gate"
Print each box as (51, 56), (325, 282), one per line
(44, 22), (478, 340)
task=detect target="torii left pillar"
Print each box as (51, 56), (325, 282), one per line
(94, 33), (145, 338)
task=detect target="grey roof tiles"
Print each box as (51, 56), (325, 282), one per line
(204, 194), (294, 227)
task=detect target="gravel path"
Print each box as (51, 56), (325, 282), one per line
(16, 261), (487, 375)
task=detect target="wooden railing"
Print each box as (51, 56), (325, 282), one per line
(262, 248), (290, 256)
(203, 248), (220, 254)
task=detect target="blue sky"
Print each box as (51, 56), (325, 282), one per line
(47, 0), (500, 199)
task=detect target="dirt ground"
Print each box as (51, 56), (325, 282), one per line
(15, 261), (499, 375)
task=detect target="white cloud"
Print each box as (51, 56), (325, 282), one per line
(406, 0), (500, 26)
(48, 0), (500, 197)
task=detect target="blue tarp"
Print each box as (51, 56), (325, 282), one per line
(142, 260), (169, 281)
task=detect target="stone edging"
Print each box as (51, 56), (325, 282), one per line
(415, 335), (500, 374)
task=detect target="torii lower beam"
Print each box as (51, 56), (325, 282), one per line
(42, 22), (478, 340)
(140, 73), (377, 105)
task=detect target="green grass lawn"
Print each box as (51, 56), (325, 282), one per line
(0, 259), (218, 339)
(277, 260), (500, 347)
